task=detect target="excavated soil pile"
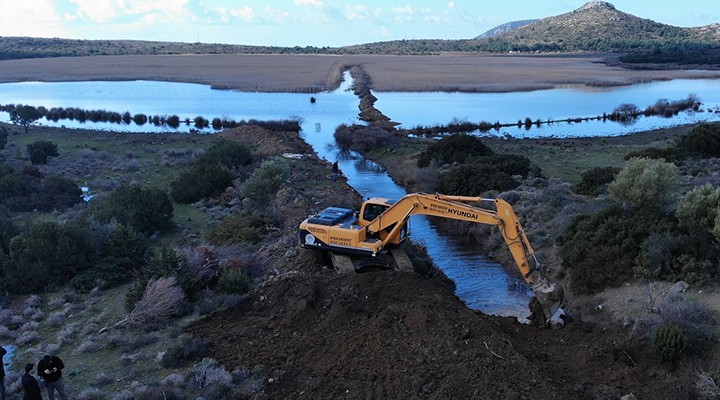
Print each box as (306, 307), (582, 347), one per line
(187, 269), (691, 400)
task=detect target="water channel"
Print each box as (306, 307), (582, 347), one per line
(2, 74), (720, 320)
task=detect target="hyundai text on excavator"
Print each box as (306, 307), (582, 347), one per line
(299, 193), (564, 324)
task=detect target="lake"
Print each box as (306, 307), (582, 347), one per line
(1, 78), (720, 137)
(1, 75), (718, 320)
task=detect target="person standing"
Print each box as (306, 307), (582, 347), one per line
(22, 363), (42, 400)
(37, 355), (66, 400)
(331, 161), (339, 181)
(0, 345), (6, 400)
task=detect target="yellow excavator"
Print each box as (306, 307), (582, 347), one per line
(299, 193), (564, 324)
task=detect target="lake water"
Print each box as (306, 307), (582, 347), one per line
(1, 75), (718, 320)
(1, 78), (720, 136)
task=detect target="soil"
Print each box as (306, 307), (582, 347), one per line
(187, 126), (694, 400)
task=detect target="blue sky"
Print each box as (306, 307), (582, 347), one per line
(0, 1), (718, 47)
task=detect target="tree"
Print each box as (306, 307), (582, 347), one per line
(608, 157), (682, 213)
(26, 140), (58, 164)
(10, 105), (42, 132)
(90, 185), (174, 235)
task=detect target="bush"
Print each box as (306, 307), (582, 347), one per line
(90, 185), (174, 235)
(197, 140), (253, 170)
(27, 140), (59, 164)
(572, 166), (621, 196)
(217, 270), (251, 295)
(677, 123), (720, 157)
(240, 157), (292, 210)
(437, 165), (519, 196)
(608, 157), (682, 213)
(652, 323), (687, 362)
(207, 213), (275, 245)
(170, 165), (234, 204)
(41, 175), (83, 210)
(561, 205), (670, 294)
(5, 221), (91, 293)
(161, 335), (209, 368)
(676, 184), (720, 234)
(417, 133), (494, 167)
(333, 124), (398, 153)
(125, 247), (195, 311)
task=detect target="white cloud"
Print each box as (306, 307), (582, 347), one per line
(344, 4), (371, 21)
(230, 6), (257, 22)
(448, 1), (455, 9)
(69, 0), (192, 23)
(263, 7), (292, 24)
(69, 0), (122, 22)
(0, 0), (67, 37)
(294, 0), (324, 8)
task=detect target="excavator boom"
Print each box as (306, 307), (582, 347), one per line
(299, 193), (564, 324)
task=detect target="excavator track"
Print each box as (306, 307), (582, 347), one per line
(328, 249), (413, 274)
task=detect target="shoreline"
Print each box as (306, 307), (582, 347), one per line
(1, 53), (719, 94)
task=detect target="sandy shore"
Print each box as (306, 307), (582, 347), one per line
(0, 53), (719, 93)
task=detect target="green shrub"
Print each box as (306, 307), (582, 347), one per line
(608, 157), (682, 213)
(677, 122), (720, 157)
(26, 140), (58, 164)
(125, 247), (194, 311)
(196, 140), (253, 169)
(161, 335), (209, 368)
(634, 232), (682, 281)
(41, 175), (83, 210)
(417, 134), (494, 168)
(170, 164), (234, 204)
(676, 184), (720, 234)
(5, 221), (91, 293)
(207, 213), (275, 245)
(90, 185), (174, 235)
(241, 157), (291, 210)
(652, 323), (687, 362)
(437, 165), (518, 196)
(572, 166), (621, 196)
(169, 140), (251, 204)
(561, 205), (669, 294)
(217, 269), (251, 294)
(68, 220), (148, 290)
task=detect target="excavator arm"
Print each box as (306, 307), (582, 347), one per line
(363, 193), (563, 322)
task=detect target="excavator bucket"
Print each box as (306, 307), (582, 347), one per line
(530, 278), (565, 325)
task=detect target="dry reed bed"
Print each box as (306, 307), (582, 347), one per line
(1, 54), (719, 93)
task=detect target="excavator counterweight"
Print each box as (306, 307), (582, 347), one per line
(299, 193), (564, 325)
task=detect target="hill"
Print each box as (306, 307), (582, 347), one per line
(475, 19), (537, 39)
(0, 1), (718, 59)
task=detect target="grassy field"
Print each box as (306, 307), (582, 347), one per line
(1, 123), (225, 235)
(1, 53), (719, 93)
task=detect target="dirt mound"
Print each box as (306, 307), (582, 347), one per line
(188, 270), (692, 400)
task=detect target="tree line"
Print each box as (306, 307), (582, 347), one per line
(0, 103), (301, 132)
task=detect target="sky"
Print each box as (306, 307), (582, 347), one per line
(0, 1), (718, 47)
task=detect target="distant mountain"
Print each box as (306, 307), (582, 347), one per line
(472, 1), (720, 52)
(475, 20), (537, 39)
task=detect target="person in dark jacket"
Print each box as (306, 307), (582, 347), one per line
(37, 355), (66, 400)
(331, 161), (339, 181)
(22, 363), (42, 400)
(0, 345), (6, 400)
